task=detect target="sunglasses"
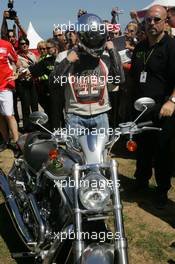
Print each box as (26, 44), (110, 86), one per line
(39, 47), (47, 50)
(20, 42), (27, 45)
(128, 30), (135, 33)
(46, 46), (54, 50)
(145, 16), (164, 24)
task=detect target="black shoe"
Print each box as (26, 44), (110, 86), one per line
(18, 127), (25, 134)
(154, 190), (168, 209)
(0, 142), (8, 152)
(128, 180), (149, 196)
(8, 142), (21, 158)
(132, 180), (149, 191)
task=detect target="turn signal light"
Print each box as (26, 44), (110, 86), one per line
(126, 140), (137, 152)
(49, 149), (59, 160)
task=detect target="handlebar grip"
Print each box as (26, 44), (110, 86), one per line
(137, 121), (153, 128)
(141, 127), (162, 132)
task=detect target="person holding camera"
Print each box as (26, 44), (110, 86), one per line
(1, 3), (27, 50)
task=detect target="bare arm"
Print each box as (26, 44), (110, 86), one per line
(1, 14), (8, 40)
(14, 16), (27, 37)
(130, 11), (141, 24)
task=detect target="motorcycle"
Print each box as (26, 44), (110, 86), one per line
(0, 97), (161, 264)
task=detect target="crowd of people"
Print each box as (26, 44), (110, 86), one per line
(0, 5), (175, 208)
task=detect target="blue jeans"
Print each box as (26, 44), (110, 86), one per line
(65, 113), (109, 147)
(66, 113), (109, 133)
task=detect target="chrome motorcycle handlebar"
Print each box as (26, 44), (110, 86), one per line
(106, 122), (162, 153)
(29, 121), (161, 152)
(115, 122), (162, 136)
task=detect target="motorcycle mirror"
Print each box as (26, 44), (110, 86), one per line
(134, 97), (155, 112)
(29, 111), (48, 125)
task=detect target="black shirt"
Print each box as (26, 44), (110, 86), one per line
(29, 55), (55, 78)
(130, 33), (175, 103)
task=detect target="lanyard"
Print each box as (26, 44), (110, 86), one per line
(143, 48), (155, 68)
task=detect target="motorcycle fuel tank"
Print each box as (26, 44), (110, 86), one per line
(78, 134), (108, 164)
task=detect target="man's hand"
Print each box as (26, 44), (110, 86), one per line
(111, 8), (118, 17)
(67, 51), (79, 63)
(105, 41), (114, 50)
(130, 10), (140, 24)
(6, 73), (18, 82)
(130, 11), (138, 19)
(125, 40), (135, 51)
(160, 101), (175, 117)
(18, 68), (31, 79)
(3, 10), (10, 18)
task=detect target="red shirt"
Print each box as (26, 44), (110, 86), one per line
(0, 39), (18, 91)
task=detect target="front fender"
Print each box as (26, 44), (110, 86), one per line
(81, 243), (114, 264)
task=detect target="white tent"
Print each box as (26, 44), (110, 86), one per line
(27, 21), (43, 49)
(143, 0), (175, 10)
(138, 0), (175, 17)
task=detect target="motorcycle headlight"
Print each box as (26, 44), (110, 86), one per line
(79, 172), (111, 210)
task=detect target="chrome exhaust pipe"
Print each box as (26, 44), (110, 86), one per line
(0, 169), (33, 248)
(28, 193), (45, 245)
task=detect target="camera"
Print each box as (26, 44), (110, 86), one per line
(6, 9), (17, 20)
(6, 0), (17, 20)
(111, 7), (118, 17)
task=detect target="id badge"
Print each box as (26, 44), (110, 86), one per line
(140, 71), (147, 83)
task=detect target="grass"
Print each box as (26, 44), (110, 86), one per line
(124, 212), (175, 263)
(134, 231), (175, 262)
